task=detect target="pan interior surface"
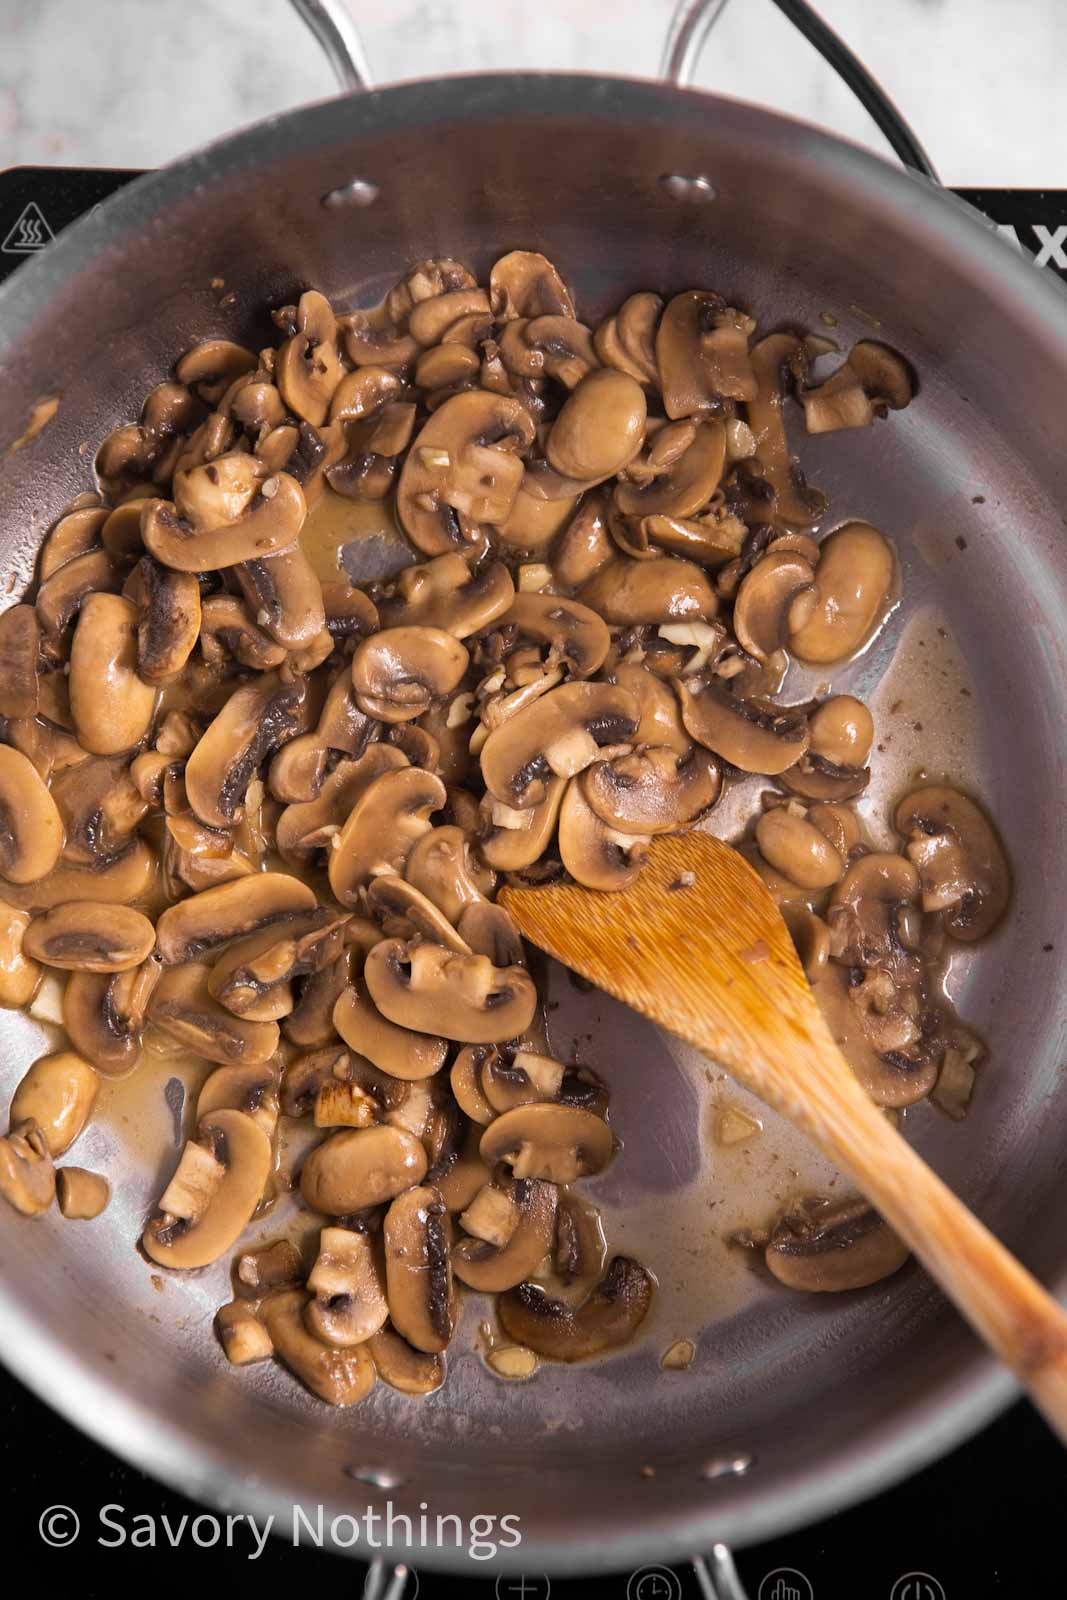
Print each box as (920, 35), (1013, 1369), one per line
(0, 77), (1065, 1574)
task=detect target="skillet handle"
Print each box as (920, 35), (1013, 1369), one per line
(662, 0), (938, 180)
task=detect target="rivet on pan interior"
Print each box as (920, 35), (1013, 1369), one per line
(701, 1453), (755, 1480)
(660, 173), (717, 203)
(344, 1464), (407, 1490)
(322, 178), (380, 209)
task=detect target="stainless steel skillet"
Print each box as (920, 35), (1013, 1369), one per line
(0, 0), (1066, 1584)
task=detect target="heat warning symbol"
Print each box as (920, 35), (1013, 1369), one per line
(2, 201), (55, 254)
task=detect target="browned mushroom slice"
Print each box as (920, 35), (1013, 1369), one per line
(262, 1288), (376, 1406)
(268, 668), (376, 805)
(558, 777), (647, 891)
(581, 744), (722, 836)
(894, 785), (1011, 941)
(615, 420), (727, 524)
(579, 556), (718, 625)
(0, 605), (41, 719)
(61, 956), (159, 1076)
(480, 774), (567, 873)
(480, 680), (638, 809)
(0, 745), (64, 884)
(328, 766), (445, 904)
(765, 1197), (909, 1291)
(812, 962), (935, 1107)
(383, 1184), (455, 1354)
(134, 556), (201, 685)
(208, 908), (348, 1017)
(456, 901), (524, 967)
(35, 547), (122, 648)
(383, 553), (515, 638)
(755, 806), (845, 892)
(300, 1124), (429, 1215)
(498, 1255), (654, 1361)
(452, 1174), (558, 1292)
(0, 904), (41, 1007)
(0, 838), (157, 913)
(480, 1102), (613, 1183)
(196, 1059), (280, 1137)
(0, 1119), (55, 1216)
(364, 939), (537, 1044)
(732, 548), (817, 663)
(489, 251), (574, 320)
(38, 505), (109, 580)
(397, 391), (536, 555)
(778, 752), (870, 803)
(155, 872), (316, 963)
(674, 677), (809, 774)
(333, 981), (448, 1080)
(368, 1324), (445, 1395)
(23, 902), (156, 972)
(802, 340), (915, 433)
(68, 593), (158, 756)
(409, 287), (491, 346)
(656, 291), (757, 417)
(148, 963), (279, 1065)
(351, 626), (469, 723)
(827, 854), (923, 993)
(143, 1109), (271, 1270)
(274, 290), (345, 426)
(502, 592), (610, 680)
(365, 875), (470, 954)
(788, 523), (895, 665)
(276, 744), (409, 867)
(746, 333), (827, 527)
(10, 1050), (98, 1157)
(185, 672), (308, 829)
(545, 369), (647, 485)
(233, 544), (326, 652)
(144, 470), (305, 572)
(198, 595), (288, 671)
(305, 1225), (389, 1347)
(176, 339), (257, 405)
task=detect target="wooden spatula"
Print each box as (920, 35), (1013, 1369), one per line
(501, 829), (1067, 1442)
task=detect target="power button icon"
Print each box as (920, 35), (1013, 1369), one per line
(890, 1576), (946, 1600)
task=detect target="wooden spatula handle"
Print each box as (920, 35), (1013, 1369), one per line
(783, 1037), (1067, 1443)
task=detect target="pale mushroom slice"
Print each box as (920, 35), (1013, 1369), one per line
(754, 806), (845, 892)
(305, 1225), (389, 1347)
(185, 672), (309, 830)
(66, 592), (158, 756)
(656, 290), (757, 416)
(0, 838), (157, 914)
(497, 1255), (655, 1361)
(765, 1197), (909, 1291)
(480, 680), (639, 809)
(275, 744), (409, 868)
(300, 1124), (429, 1215)
(38, 505), (109, 581)
(452, 1175), (558, 1292)
(142, 1109), (271, 1270)
(0, 745), (64, 884)
(35, 547), (122, 650)
(155, 872), (317, 963)
(275, 290), (345, 426)
(261, 1288), (376, 1407)
(396, 391), (536, 555)
(333, 980), (448, 1080)
(801, 340), (915, 433)
(364, 939), (537, 1044)
(0, 904), (42, 1007)
(147, 963), (280, 1065)
(674, 677), (809, 775)
(894, 785), (1011, 941)
(479, 1102), (614, 1184)
(9, 1051), (98, 1156)
(368, 1324), (445, 1396)
(0, 1119), (55, 1216)
(615, 419), (727, 521)
(381, 552), (515, 637)
(480, 774), (567, 873)
(732, 548), (817, 662)
(365, 874), (471, 954)
(383, 1184), (456, 1354)
(351, 625), (470, 723)
(328, 766), (446, 904)
(788, 523), (896, 665)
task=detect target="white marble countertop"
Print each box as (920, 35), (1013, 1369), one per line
(1, 0), (1065, 185)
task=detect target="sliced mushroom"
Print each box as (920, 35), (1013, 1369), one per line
(503, 592), (610, 679)
(781, 904), (832, 981)
(828, 852), (922, 978)
(755, 806), (845, 891)
(0, 745), (64, 884)
(894, 785), (1011, 941)
(233, 1238), (303, 1298)
(234, 544), (326, 652)
(268, 668), (375, 804)
(208, 908), (347, 1018)
(368, 1324), (445, 1395)
(300, 1124), (429, 1215)
(284, 954), (351, 1050)
(147, 963), (279, 1065)
(497, 1255), (654, 1361)
(275, 290), (345, 426)
(581, 744), (722, 836)
(56, 1167), (111, 1220)
(155, 872), (316, 963)
(275, 744), (408, 867)
(480, 680), (638, 809)
(732, 548), (817, 663)
(456, 901), (524, 966)
(328, 766), (445, 904)
(135, 556), (201, 684)
(0, 904), (41, 1006)
(352, 626), (469, 723)
(789, 523), (896, 665)
(38, 505), (109, 581)
(802, 340), (915, 433)
(364, 938), (536, 1044)
(452, 1175), (558, 1292)
(489, 251), (574, 321)
(305, 1225), (389, 1346)
(746, 333), (826, 527)
(0, 1119), (55, 1216)
(558, 776), (647, 891)
(0, 605), (40, 719)
(383, 1184), (455, 1353)
(0, 838), (157, 913)
(397, 391), (536, 555)
(675, 677), (809, 774)
(215, 1300), (274, 1366)
(67, 593), (157, 756)
(656, 291), (757, 416)
(615, 419), (727, 521)
(546, 369), (647, 485)
(197, 1060), (279, 1137)
(579, 557), (718, 625)
(176, 339), (257, 404)
(185, 672), (308, 829)
(365, 874), (470, 954)
(333, 979), (449, 1080)
(144, 470), (306, 571)
(765, 1198), (909, 1291)
(143, 1109), (271, 1269)
(35, 547), (121, 648)
(23, 902), (156, 972)
(480, 775), (567, 872)
(813, 962), (936, 1107)
(382, 553), (514, 637)
(261, 1288), (376, 1406)
(480, 1102), (613, 1183)
(62, 959), (160, 1076)
(9, 1050), (98, 1156)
